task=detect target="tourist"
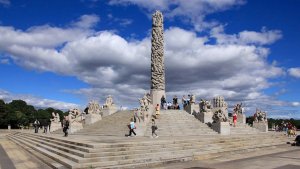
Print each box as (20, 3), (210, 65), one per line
(63, 117), (69, 137)
(161, 95), (166, 109)
(43, 119), (48, 134)
(173, 95), (178, 106)
(128, 118), (136, 137)
(167, 102), (172, 109)
(33, 119), (40, 133)
(155, 104), (160, 119)
(233, 112), (237, 127)
(151, 119), (158, 138)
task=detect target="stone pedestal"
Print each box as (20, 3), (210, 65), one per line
(150, 89), (165, 107)
(212, 122), (230, 135)
(8, 125), (11, 130)
(69, 121), (83, 133)
(237, 114), (246, 124)
(85, 114), (102, 125)
(184, 103), (199, 115)
(253, 122), (268, 132)
(50, 122), (61, 132)
(197, 111), (213, 124)
(102, 106), (118, 117)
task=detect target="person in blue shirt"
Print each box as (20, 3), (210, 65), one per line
(128, 118), (136, 137)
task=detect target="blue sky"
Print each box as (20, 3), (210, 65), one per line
(0, 0), (299, 119)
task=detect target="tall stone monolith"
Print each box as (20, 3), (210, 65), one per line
(150, 11), (165, 106)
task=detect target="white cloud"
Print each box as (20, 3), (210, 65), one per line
(288, 67), (300, 78)
(0, 15), (287, 115)
(109, 0), (245, 31)
(72, 14), (100, 28)
(0, 89), (79, 110)
(211, 26), (282, 45)
(291, 102), (300, 107)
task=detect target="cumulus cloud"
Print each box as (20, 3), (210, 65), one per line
(0, 14), (288, 116)
(288, 67), (300, 78)
(0, 89), (79, 110)
(72, 14), (100, 28)
(109, 0), (245, 31)
(211, 26), (282, 45)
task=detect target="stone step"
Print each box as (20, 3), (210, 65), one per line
(8, 135), (79, 168)
(19, 133), (94, 152)
(8, 131), (288, 169)
(12, 133), (285, 154)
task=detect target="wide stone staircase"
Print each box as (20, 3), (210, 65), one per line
(7, 131), (290, 169)
(145, 110), (217, 137)
(230, 122), (262, 135)
(73, 110), (133, 136)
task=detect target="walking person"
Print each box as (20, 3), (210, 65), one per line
(63, 117), (69, 137)
(34, 119), (40, 133)
(127, 118), (136, 137)
(151, 119), (158, 138)
(233, 112), (237, 127)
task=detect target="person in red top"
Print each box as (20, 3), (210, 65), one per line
(233, 112), (237, 127)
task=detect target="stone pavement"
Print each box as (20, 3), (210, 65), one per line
(147, 145), (300, 169)
(0, 133), (51, 169)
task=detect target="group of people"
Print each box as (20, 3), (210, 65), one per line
(33, 119), (51, 134)
(160, 95), (180, 110)
(127, 117), (158, 138)
(33, 116), (70, 137)
(127, 105), (160, 138)
(275, 121), (297, 137)
(182, 94), (195, 108)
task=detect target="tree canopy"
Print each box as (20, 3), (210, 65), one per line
(0, 99), (67, 129)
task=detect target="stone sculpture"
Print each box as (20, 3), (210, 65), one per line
(212, 109), (228, 123)
(138, 98), (145, 110)
(146, 93), (152, 104)
(200, 99), (212, 113)
(233, 103), (243, 114)
(103, 95), (114, 108)
(150, 11), (166, 106)
(190, 94), (196, 104)
(87, 100), (101, 115)
(51, 112), (60, 123)
(69, 108), (83, 122)
(213, 96), (228, 108)
(151, 10), (165, 90)
(254, 109), (267, 122)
